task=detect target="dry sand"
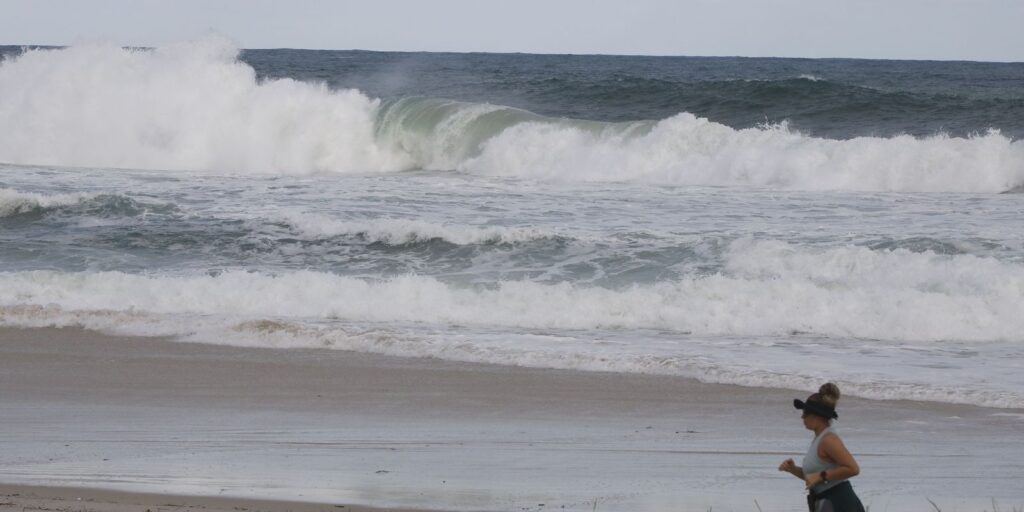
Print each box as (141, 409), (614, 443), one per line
(1, 326), (1022, 511)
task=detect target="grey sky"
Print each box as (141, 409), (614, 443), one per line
(1, 0), (1022, 62)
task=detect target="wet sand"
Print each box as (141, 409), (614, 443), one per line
(1, 326), (1022, 511)
(0, 484), (427, 512)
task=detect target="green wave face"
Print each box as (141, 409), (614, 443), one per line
(374, 96), (655, 170)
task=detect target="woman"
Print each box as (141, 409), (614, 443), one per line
(778, 383), (864, 512)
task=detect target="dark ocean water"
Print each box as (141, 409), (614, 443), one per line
(239, 49), (1024, 139)
(3, 45), (1023, 140)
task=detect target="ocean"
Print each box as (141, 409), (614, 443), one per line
(1, 36), (1022, 408)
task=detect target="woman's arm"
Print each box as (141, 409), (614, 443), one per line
(778, 458), (806, 480)
(804, 434), (860, 488)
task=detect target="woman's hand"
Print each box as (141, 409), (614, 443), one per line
(778, 458), (797, 474)
(804, 472), (823, 488)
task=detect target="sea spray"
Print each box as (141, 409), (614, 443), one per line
(0, 37), (409, 174)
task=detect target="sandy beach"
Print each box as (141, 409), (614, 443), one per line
(1, 326), (1022, 512)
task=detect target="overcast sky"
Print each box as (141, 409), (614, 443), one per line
(1, 0), (1021, 62)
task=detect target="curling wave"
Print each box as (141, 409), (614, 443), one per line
(2, 38), (1023, 192)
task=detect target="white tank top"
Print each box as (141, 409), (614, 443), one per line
(802, 426), (843, 493)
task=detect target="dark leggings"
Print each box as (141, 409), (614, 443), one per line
(807, 481), (865, 512)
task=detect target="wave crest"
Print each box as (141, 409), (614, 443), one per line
(0, 187), (168, 220)
(2, 38), (1023, 192)
(461, 114), (1024, 192)
(0, 187), (95, 217)
(278, 211), (563, 245)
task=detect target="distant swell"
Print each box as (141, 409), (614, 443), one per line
(512, 74), (1024, 138)
(2, 38), (1023, 192)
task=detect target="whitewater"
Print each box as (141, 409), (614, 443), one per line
(2, 38), (1023, 408)
(2, 38), (1023, 191)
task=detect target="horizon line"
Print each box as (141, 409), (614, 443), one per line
(0, 42), (1020, 65)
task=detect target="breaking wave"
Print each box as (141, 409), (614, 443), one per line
(0, 187), (96, 217)
(276, 211), (564, 246)
(2, 38), (1023, 192)
(2, 239), (1022, 342)
(3, 238), (1023, 408)
(0, 187), (165, 220)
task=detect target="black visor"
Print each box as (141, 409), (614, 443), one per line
(793, 398), (838, 419)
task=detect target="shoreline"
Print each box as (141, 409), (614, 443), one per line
(2, 326), (1022, 511)
(0, 484), (431, 512)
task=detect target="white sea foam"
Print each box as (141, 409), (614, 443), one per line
(277, 211), (561, 245)
(4, 239), (1023, 408)
(2, 240), (1022, 341)
(0, 37), (410, 174)
(462, 116), (1024, 192)
(2, 302), (1020, 409)
(2, 39), (1023, 192)
(0, 187), (95, 216)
